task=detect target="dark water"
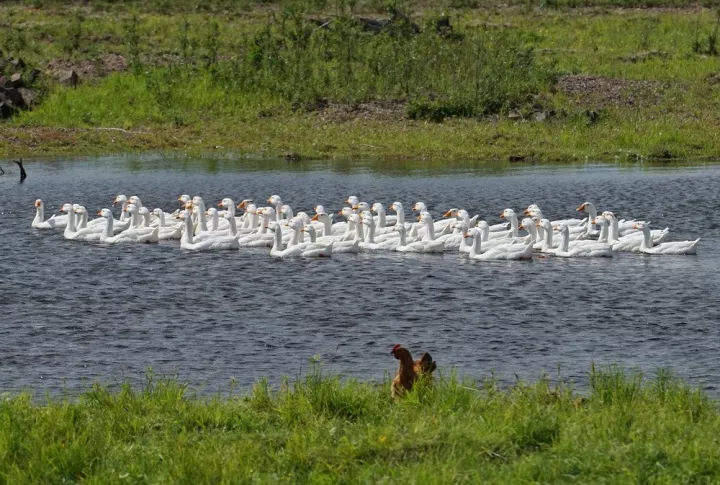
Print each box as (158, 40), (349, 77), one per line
(1, 156), (719, 396)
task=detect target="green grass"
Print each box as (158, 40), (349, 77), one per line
(1, 365), (719, 483)
(2, 1), (720, 161)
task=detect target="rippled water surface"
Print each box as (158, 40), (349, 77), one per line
(1, 156), (719, 396)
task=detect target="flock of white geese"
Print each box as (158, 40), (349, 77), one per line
(31, 194), (701, 259)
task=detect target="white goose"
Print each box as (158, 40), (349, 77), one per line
(525, 204), (585, 227)
(394, 222), (444, 253)
(61, 204), (102, 241)
(269, 223), (333, 258)
(464, 228), (533, 261)
(553, 225), (613, 258)
(98, 209), (159, 244)
(179, 210), (239, 250)
(303, 224), (360, 253)
(490, 209), (521, 239)
(635, 223), (699, 255)
(358, 215), (398, 251)
(237, 208), (275, 247)
(150, 208), (183, 240)
(32, 199), (68, 229)
(605, 212), (669, 252)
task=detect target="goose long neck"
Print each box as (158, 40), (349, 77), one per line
(143, 212), (151, 228)
(210, 213), (219, 231)
(322, 217), (332, 236)
(377, 208), (386, 228)
(470, 232), (481, 256)
(260, 214), (270, 234)
(355, 221), (364, 241)
(227, 216), (237, 236)
(34, 205), (44, 224)
(158, 213), (166, 227)
(366, 223), (376, 244)
(103, 214), (114, 238)
(560, 229), (569, 252)
(183, 217), (194, 244)
(398, 228), (406, 246)
(250, 213), (259, 229)
(509, 214), (519, 237)
(526, 223), (537, 242)
(424, 221), (436, 241)
(641, 226), (652, 249)
(67, 209), (77, 232)
(197, 206), (208, 232)
(608, 218), (619, 243)
(79, 212), (88, 229)
(272, 227), (282, 250)
(597, 221), (608, 243)
(396, 210), (405, 225)
(543, 225), (553, 247)
(119, 201), (128, 221)
(290, 225), (301, 247)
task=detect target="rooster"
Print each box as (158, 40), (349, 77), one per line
(390, 344), (437, 398)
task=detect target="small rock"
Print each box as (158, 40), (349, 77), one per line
(0, 76), (13, 90)
(10, 57), (25, 68)
(18, 88), (36, 107)
(58, 70), (79, 87)
(0, 100), (14, 119)
(10, 73), (24, 88)
(534, 111), (546, 122)
(2, 88), (25, 109)
(508, 110), (522, 120)
(27, 69), (41, 84)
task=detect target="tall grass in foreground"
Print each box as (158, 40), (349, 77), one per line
(1, 366), (719, 484)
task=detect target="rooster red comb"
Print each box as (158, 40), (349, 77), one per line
(391, 344), (402, 354)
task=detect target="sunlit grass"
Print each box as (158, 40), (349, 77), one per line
(1, 366), (719, 484)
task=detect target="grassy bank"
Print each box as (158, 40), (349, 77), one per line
(1, 1), (720, 161)
(1, 366), (719, 483)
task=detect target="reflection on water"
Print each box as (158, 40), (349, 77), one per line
(0, 156), (718, 396)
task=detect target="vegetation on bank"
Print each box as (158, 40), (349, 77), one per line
(1, 366), (719, 483)
(1, 0), (720, 161)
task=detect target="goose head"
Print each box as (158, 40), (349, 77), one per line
(371, 202), (385, 213)
(296, 212), (312, 225)
(314, 205), (326, 215)
(524, 204), (540, 216)
(261, 207), (276, 218)
(219, 198), (235, 209)
(311, 211), (328, 222)
(234, 199), (251, 209)
(59, 203), (74, 214)
(443, 208), (459, 218)
(128, 196), (142, 208)
(499, 208), (516, 220)
(576, 201), (596, 213)
(412, 202), (427, 213)
(177, 194), (191, 205)
(338, 207), (354, 220)
(113, 195), (127, 207)
(206, 207), (218, 217)
(98, 208), (112, 218)
(152, 208), (164, 218)
(353, 202), (371, 213)
(301, 224), (316, 237)
(346, 196), (359, 207)
(520, 217), (534, 232)
(388, 201), (403, 213)
(280, 205), (294, 219)
(192, 196), (205, 207)
(267, 195), (282, 207)
(125, 203), (138, 215)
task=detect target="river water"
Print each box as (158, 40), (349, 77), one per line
(0, 156), (718, 396)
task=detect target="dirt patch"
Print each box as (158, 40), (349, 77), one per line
(312, 100), (406, 122)
(45, 54), (128, 79)
(557, 74), (667, 109)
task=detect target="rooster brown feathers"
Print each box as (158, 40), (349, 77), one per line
(390, 344), (437, 398)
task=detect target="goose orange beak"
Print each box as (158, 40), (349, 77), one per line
(311, 214), (319, 221)
(499, 212), (505, 218)
(352, 205), (359, 210)
(266, 198), (272, 203)
(576, 203), (586, 211)
(442, 210), (454, 217)
(217, 201), (224, 207)
(97, 211), (103, 216)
